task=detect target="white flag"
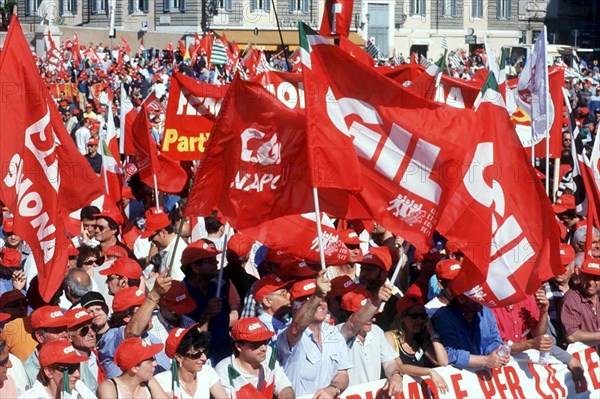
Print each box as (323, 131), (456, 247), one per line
(517, 26), (551, 143)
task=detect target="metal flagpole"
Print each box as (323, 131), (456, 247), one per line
(312, 188), (327, 270)
(152, 173), (160, 210)
(215, 222), (231, 297)
(378, 254), (405, 312)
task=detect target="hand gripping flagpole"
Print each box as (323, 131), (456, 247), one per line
(164, 211), (185, 277)
(378, 251), (405, 313)
(312, 188), (328, 271)
(216, 222), (231, 297)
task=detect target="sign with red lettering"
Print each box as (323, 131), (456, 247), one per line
(297, 344), (600, 399)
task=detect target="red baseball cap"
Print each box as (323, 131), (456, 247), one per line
(105, 245), (127, 259)
(165, 323), (201, 358)
(559, 243), (575, 266)
(278, 259), (317, 281)
(112, 286), (146, 312)
(231, 318), (274, 342)
(289, 279), (317, 301)
(265, 249), (297, 264)
(552, 194), (576, 214)
(65, 308), (94, 329)
(100, 257), (142, 279)
(180, 239), (221, 265)
(253, 275), (289, 302)
(341, 287), (373, 313)
(31, 306), (68, 330)
(396, 295), (425, 314)
(141, 211), (171, 239)
(339, 229), (361, 245)
(87, 137), (99, 146)
(361, 247), (392, 272)
(85, 102), (93, 108)
(161, 281), (197, 314)
(0, 248), (21, 267)
(94, 208), (125, 226)
(114, 338), (163, 371)
(435, 259), (462, 281)
(580, 258), (600, 276)
(2, 217), (14, 233)
(122, 185), (135, 200)
(39, 341), (89, 367)
(227, 233), (255, 258)
(0, 313), (9, 323)
(330, 276), (356, 298)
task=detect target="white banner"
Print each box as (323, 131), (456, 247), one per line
(300, 343), (600, 399)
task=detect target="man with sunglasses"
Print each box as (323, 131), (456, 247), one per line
(99, 257), (143, 296)
(85, 137), (102, 175)
(81, 291), (110, 344)
(216, 318), (294, 399)
(425, 259), (461, 318)
(560, 258), (600, 347)
(93, 209), (137, 261)
(65, 308), (101, 392)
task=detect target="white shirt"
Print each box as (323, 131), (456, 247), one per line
(425, 296), (446, 319)
(345, 324), (398, 386)
(74, 126), (91, 155)
(7, 354), (29, 397)
(155, 365), (220, 399)
(20, 379), (97, 399)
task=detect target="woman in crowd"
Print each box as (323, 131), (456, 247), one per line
(20, 340), (97, 398)
(155, 323), (229, 398)
(97, 337), (168, 399)
(384, 295), (450, 394)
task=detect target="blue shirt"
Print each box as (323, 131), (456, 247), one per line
(276, 322), (353, 397)
(97, 325), (170, 379)
(431, 302), (502, 368)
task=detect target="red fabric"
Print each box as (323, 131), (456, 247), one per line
(491, 296), (540, 343)
(0, 16), (104, 301)
(120, 36), (131, 54)
(131, 103), (159, 183)
(154, 151), (188, 194)
(235, 381), (275, 399)
(200, 34), (213, 65)
(438, 77), (562, 307)
(319, 0), (354, 38)
(337, 36), (374, 68)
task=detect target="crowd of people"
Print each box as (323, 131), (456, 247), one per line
(0, 31), (599, 399)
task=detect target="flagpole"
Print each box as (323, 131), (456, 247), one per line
(215, 221), (230, 297)
(270, 0), (290, 71)
(164, 213), (185, 277)
(311, 188), (327, 271)
(378, 253), (405, 312)
(152, 173), (160, 210)
(543, 26), (551, 196)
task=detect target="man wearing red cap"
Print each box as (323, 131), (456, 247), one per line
(99, 257), (143, 296)
(215, 318), (294, 399)
(425, 259), (462, 318)
(277, 270), (352, 398)
(141, 210), (187, 281)
(181, 239), (240, 363)
(65, 308), (102, 391)
(253, 275), (291, 335)
(94, 209), (137, 260)
(560, 258), (600, 347)
(546, 243), (576, 348)
(1, 218), (28, 262)
(0, 248), (25, 296)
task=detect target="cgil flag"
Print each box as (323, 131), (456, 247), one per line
(0, 16), (105, 301)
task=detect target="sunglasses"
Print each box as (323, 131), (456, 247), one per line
(83, 258), (98, 266)
(407, 313), (428, 320)
(76, 325), (92, 337)
(242, 340), (270, 350)
(54, 364), (79, 374)
(106, 275), (122, 282)
(0, 356), (9, 367)
(185, 349), (209, 360)
(95, 225), (109, 232)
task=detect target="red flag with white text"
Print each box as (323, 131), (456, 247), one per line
(0, 17), (105, 301)
(319, 0), (353, 38)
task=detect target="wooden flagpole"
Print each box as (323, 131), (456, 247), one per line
(216, 222), (231, 297)
(312, 188), (328, 270)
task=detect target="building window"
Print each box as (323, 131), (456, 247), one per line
(497, 0), (511, 19)
(60, 0), (77, 15)
(25, 0), (41, 16)
(92, 0), (108, 14)
(164, 0), (186, 12)
(472, 0), (483, 18)
(441, 0), (456, 17)
(129, 0), (149, 14)
(410, 0), (426, 17)
(290, 0), (308, 13)
(218, 0), (232, 11)
(251, 0), (270, 13)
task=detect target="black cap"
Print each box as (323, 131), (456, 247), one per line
(80, 291), (107, 309)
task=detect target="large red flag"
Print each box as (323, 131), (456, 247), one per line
(131, 103), (160, 184)
(120, 36), (132, 54)
(185, 76), (360, 227)
(338, 36), (374, 68)
(437, 74), (562, 307)
(319, 0), (353, 38)
(0, 17), (105, 301)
